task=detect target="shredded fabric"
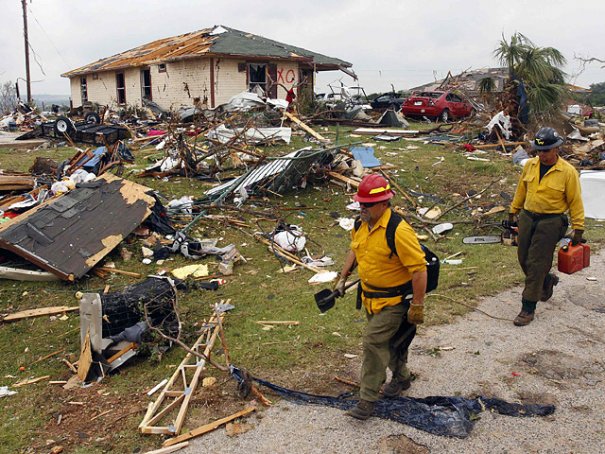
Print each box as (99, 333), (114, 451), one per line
(231, 367), (554, 438)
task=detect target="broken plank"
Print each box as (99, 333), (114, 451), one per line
(143, 442), (189, 454)
(163, 407), (256, 447)
(327, 171), (361, 188)
(106, 342), (138, 364)
(1, 306), (79, 323)
(29, 349), (64, 366)
(13, 375), (51, 387)
(256, 321), (300, 326)
(283, 111), (329, 142)
(77, 330), (92, 381)
(97, 267), (143, 278)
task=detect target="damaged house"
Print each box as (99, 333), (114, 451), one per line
(61, 25), (353, 111)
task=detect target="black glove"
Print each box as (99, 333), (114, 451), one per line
(571, 230), (584, 246)
(503, 213), (517, 229)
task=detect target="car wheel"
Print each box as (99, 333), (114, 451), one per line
(84, 111), (101, 124)
(440, 109), (450, 123)
(53, 116), (76, 137)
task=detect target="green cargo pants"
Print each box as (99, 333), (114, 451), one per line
(517, 210), (567, 302)
(360, 303), (415, 402)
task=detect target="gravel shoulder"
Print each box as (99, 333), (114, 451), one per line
(183, 249), (605, 454)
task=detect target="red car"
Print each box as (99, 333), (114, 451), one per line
(401, 91), (474, 122)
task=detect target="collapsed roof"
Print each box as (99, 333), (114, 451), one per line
(62, 25), (353, 78)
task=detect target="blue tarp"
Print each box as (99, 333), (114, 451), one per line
(351, 146), (381, 168)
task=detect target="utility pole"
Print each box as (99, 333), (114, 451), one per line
(21, 0), (32, 104)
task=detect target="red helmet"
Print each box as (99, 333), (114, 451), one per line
(354, 174), (394, 203)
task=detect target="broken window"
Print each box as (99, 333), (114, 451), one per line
(80, 77), (88, 103)
(158, 63), (166, 73)
(141, 68), (152, 101)
(116, 72), (126, 104)
(248, 63), (267, 95)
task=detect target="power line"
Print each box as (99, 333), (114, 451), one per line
(28, 5), (72, 69)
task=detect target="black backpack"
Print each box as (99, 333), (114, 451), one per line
(354, 210), (440, 292)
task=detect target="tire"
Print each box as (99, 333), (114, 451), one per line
(84, 111), (101, 124)
(53, 116), (76, 137)
(439, 109), (450, 123)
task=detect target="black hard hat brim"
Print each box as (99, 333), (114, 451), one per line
(532, 137), (564, 150)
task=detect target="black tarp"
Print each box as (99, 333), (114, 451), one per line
(230, 367), (555, 438)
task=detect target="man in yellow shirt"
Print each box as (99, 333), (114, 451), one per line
(509, 127), (585, 326)
(334, 174), (427, 419)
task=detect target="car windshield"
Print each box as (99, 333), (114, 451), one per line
(417, 92), (443, 98)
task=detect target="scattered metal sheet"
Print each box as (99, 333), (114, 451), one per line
(0, 174), (155, 281)
(205, 147), (329, 204)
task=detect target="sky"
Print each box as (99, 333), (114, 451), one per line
(1, 0), (605, 97)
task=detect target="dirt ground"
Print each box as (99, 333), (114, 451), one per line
(179, 248), (605, 454)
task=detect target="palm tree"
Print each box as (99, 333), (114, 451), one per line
(494, 33), (568, 123)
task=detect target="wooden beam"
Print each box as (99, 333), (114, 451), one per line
(143, 441), (189, 454)
(283, 111), (329, 142)
(1, 306), (79, 323)
(256, 320), (300, 326)
(162, 407), (256, 447)
(106, 342), (137, 364)
(13, 375), (51, 387)
(327, 171), (360, 188)
(96, 267), (142, 278)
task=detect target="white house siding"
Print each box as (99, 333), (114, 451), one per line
(70, 71), (118, 108)
(274, 61), (299, 98)
(69, 57), (301, 109)
(213, 58), (246, 106)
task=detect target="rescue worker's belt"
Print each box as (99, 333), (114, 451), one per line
(523, 209), (564, 221)
(362, 281), (413, 299)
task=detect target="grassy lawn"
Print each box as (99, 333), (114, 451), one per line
(1, 123), (604, 452)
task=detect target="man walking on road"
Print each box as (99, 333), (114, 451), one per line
(334, 174), (427, 420)
(508, 126), (585, 326)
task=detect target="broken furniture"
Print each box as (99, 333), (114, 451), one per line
(78, 277), (181, 381)
(0, 173), (155, 281)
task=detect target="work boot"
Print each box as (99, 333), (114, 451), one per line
(382, 376), (412, 398)
(540, 273), (559, 302)
(345, 399), (375, 420)
(513, 311), (535, 326)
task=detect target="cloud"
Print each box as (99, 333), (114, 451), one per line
(1, 0), (604, 96)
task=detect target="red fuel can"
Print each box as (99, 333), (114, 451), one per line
(582, 243), (591, 268)
(558, 244), (584, 274)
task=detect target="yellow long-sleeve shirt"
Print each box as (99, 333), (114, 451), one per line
(510, 156), (585, 230)
(351, 209), (426, 314)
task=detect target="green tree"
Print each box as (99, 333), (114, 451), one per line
(587, 82), (605, 106)
(0, 81), (17, 115)
(494, 33), (568, 123)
